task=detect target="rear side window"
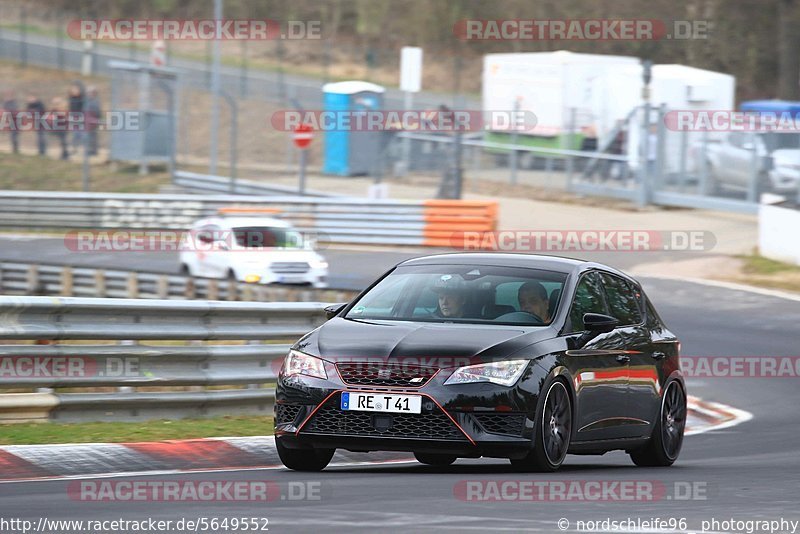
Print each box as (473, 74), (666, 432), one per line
(599, 273), (643, 325)
(568, 272), (608, 332)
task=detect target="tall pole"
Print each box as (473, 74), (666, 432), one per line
(299, 149), (307, 195)
(510, 99), (519, 185)
(638, 59), (653, 208)
(209, 0), (222, 175)
(401, 90), (412, 175)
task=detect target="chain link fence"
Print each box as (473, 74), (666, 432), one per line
(2, 7), (796, 212)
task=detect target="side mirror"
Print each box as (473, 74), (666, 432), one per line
(573, 313), (619, 348)
(583, 313), (619, 333)
(324, 303), (347, 320)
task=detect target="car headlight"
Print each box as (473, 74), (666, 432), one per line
(309, 259), (328, 270)
(443, 360), (528, 387)
(282, 349), (327, 380)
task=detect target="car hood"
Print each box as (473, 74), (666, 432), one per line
(295, 317), (553, 368)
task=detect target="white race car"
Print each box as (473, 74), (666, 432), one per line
(179, 216), (328, 288)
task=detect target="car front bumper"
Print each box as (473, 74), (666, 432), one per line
(769, 168), (800, 192)
(241, 267), (328, 288)
(274, 363), (547, 459)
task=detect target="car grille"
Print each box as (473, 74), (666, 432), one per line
(336, 362), (438, 388)
(304, 401), (467, 441)
(270, 262), (310, 274)
(473, 413), (527, 436)
(275, 403), (305, 426)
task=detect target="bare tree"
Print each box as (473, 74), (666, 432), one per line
(778, 0), (800, 99)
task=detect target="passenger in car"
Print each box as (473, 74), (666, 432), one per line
(518, 281), (551, 323)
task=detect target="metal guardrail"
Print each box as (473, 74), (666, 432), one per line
(173, 170), (337, 197)
(0, 296), (331, 423)
(0, 261), (358, 302)
(0, 190), (497, 246)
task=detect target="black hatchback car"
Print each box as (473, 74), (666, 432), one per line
(275, 254), (685, 471)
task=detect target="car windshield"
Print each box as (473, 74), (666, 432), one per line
(232, 227), (305, 249)
(345, 264), (568, 326)
(760, 132), (800, 151)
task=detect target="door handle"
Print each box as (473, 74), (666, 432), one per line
(615, 354), (630, 364)
(652, 351), (666, 361)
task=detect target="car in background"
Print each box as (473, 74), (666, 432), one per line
(697, 131), (800, 195)
(179, 216), (328, 288)
(275, 253), (684, 472)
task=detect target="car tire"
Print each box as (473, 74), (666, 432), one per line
(510, 378), (572, 472)
(629, 380), (686, 467)
(276, 439), (335, 472)
(414, 452), (457, 466)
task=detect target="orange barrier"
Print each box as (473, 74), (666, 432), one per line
(422, 200), (499, 248)
(217, 207), (284, 215)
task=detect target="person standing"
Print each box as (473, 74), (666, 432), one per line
(26, 93), (47, 155)
(68, 81), (85, 154)
(2, 90), (19, 154)
(604, 120), (626, 181)
(84, 86), (101, 156)
(50, 97), (69, 160)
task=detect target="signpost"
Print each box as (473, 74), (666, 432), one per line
(150, 40), (166, 67)
(294, 124), (313, 195)
(399, 46), (422, 176)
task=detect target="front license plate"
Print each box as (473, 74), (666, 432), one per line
(340, 392), (422, 414)
(277, 276), (305, 284)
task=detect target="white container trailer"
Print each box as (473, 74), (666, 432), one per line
(482, 50), (736, 174)
(609, 64), (735, 174)
(482, 50), (641, 156)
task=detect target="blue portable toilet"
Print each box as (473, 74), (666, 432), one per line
(322, 81), (385, 176)
(741, 100), (800, 115)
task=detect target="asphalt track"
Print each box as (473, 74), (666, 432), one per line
(1, 239), (799, 532)
(0, 234), (722, 291)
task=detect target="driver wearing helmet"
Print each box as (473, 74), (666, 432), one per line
(431, 274), (468, 318)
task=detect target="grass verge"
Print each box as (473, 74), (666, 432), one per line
(0, 415), (273, 445)
(726, 253), (800, 293)
(0, 152), (169, 193)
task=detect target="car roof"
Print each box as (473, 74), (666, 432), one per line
(193, 216), (292, 228)
(398, 252), (636, 282)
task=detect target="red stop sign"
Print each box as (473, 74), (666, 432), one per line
(293, 124), (313, 149)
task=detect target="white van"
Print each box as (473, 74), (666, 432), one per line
(179, 216), (328, 288)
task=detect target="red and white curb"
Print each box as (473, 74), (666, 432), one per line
(685, 395), (753, 436)
(0, 397), (750, 482)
